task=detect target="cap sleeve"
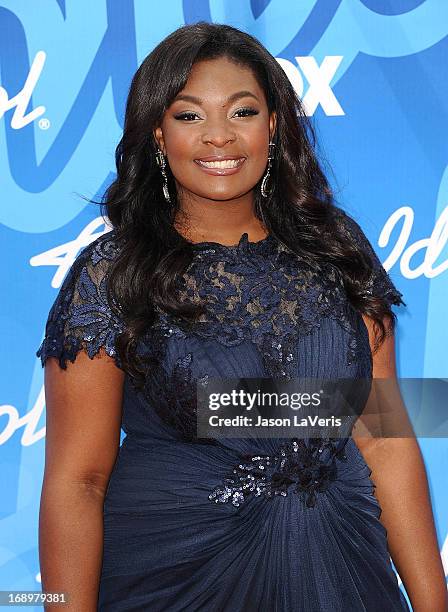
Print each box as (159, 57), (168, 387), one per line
(333, 207), (405, 307)
(36, 231), (125, 370)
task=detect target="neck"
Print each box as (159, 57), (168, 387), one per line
(174, 191), (267, 245)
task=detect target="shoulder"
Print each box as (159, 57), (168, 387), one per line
(329, 205), (371, 246)
(329, 204), (381, 265)
(70, 229), (121, 275)
(330, 205), (404, 307)
(36, 228), (125, 370)
(58, 229), (122, 300)
(329, 205), (387, 270)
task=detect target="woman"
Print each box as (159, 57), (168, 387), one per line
(37, 22), (446, 611)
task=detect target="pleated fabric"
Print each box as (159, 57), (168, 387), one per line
(98, 436), (409, 611)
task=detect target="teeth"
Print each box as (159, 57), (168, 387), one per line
(197, 159), (244, 169)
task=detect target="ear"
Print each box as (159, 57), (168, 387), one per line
(153, 126), (165, 153)
(269, 111), (277, 141)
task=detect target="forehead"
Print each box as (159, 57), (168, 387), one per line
(179, 57), (265, 102)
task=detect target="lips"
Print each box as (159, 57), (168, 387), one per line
(195, 155), (245, 161)
(194, 157), (246, 175)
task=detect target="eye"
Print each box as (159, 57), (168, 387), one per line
(234, 107), (259, 118)
(174, 112), (200, 121)
(173, 107), (260, 121)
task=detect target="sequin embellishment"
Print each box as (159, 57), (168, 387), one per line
(208, 438), (348, 508)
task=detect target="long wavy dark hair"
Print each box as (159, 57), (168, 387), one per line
(92, 21), (401, 386)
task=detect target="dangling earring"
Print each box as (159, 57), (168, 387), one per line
(261, 141), (275, 198)
(155, 148), (171, 203)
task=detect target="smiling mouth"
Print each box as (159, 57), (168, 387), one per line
(195, 158), (245, 169)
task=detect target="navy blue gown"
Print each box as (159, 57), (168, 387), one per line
(37, 208), (410, 611)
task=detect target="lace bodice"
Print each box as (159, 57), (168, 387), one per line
(36, 207), (404, 416)
(36, 210), (404, 507)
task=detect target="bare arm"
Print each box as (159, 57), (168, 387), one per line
(39, 349), (125, 611)
(353, 315), (447, 612)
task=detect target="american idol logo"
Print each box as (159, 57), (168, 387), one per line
(382, 206), (448, 279)
(0, 51), (46, 129)
(1, 0), (447, 133)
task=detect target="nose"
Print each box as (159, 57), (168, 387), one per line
(201, 118), (237, 147)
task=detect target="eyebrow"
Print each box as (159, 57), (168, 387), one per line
(173, 90), (260, 106)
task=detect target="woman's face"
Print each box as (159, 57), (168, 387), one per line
(154, 56), (276, 203)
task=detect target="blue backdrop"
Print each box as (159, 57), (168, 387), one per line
(1, 1), (447, 608)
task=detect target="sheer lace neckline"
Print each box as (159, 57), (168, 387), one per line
(188, 231), (277, 255)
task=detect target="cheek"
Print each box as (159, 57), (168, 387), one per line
(244, 131), (270, 174)
(245, 126), (269, 149)
(164, 131), (193, 162)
